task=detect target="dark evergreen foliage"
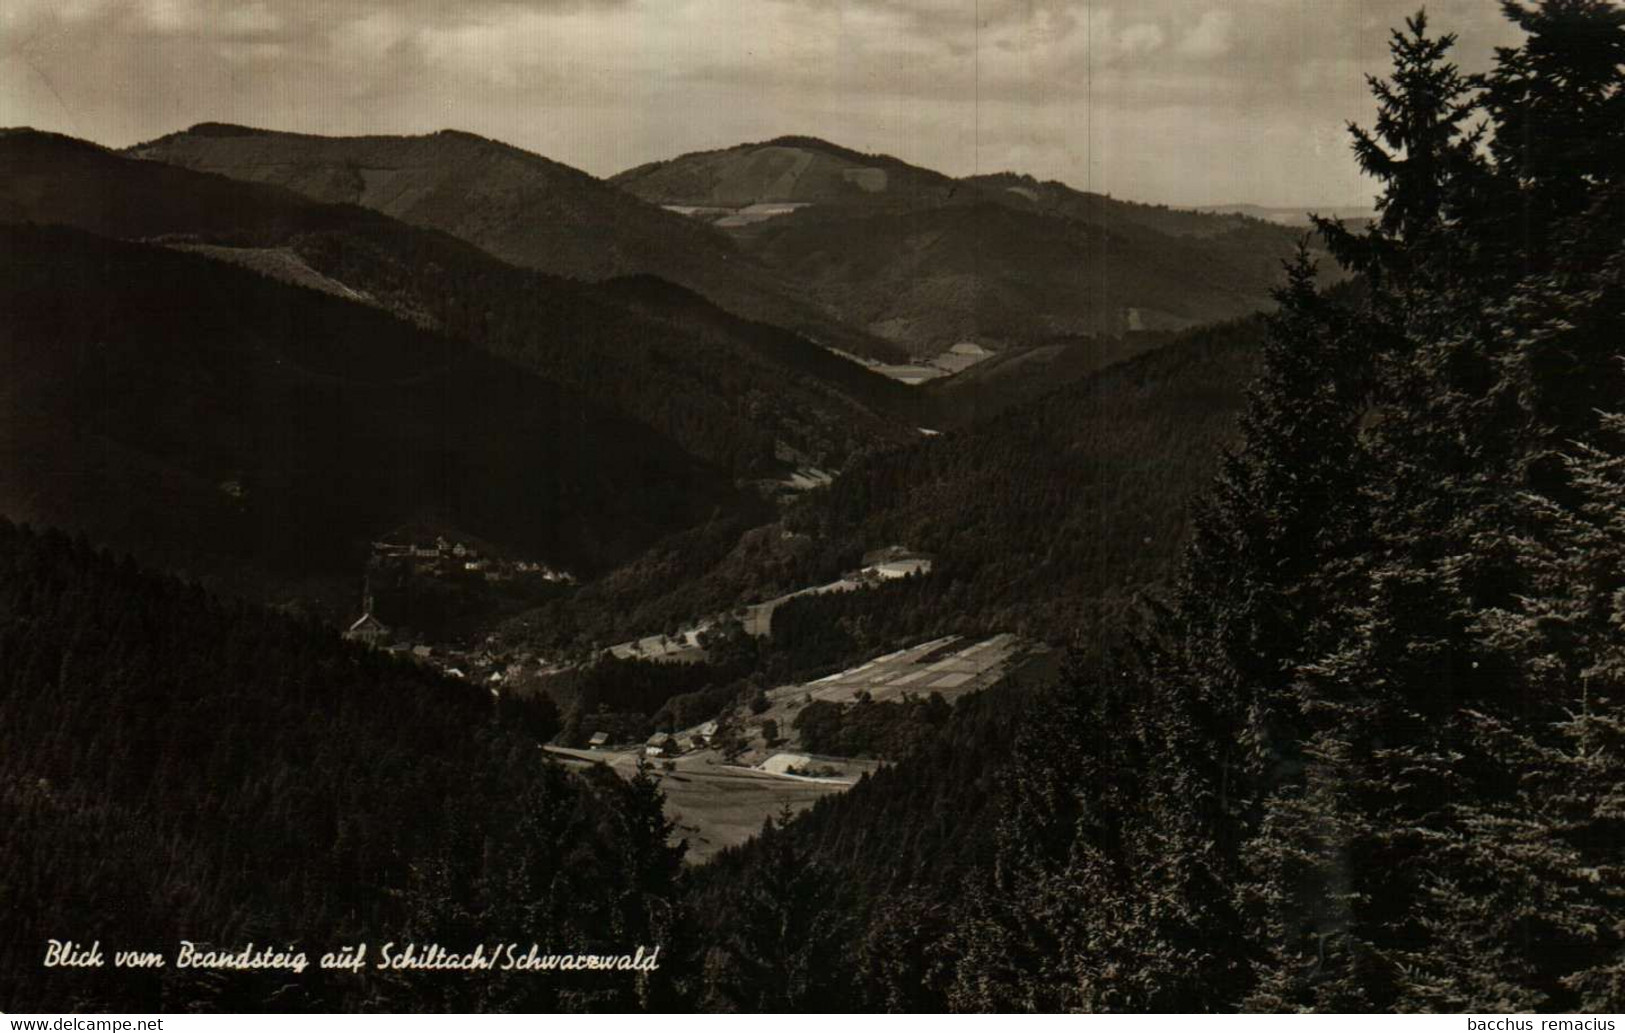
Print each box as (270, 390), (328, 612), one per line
(0, 223), (739, 601)
(702, 3), (1625, 1012)
(0, 520), (683, 1012)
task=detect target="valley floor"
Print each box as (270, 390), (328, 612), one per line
(545, 744), (872, 861)
(545, 632), (1034, 861)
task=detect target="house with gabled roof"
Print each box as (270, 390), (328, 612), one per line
(344, 612), (390, 647)
(343, 579), (389, 648)
(644, 732), (676, 758)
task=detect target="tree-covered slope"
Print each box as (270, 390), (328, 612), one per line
(127, 124), (904, 363)
(0, 130), (918, 481)
(785, 316), (1267, 641)
(494, 315), (1266, 658)
(693, 3), (1625, 1012)
(0, 224), (736, 602)
(614, 135), (1312, 354)
(0, 520), (684, 1012)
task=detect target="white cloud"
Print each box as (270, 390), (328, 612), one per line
(221, 2), (282, 36)
(1118, 22), (1165, 56)
(217, 40), (286, 62)
(329, 9), (412, 64)
(1176, 9), (1234, 58)
(140, 0), (204, 33)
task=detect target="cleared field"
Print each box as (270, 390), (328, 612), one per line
(546, 633), (1024, 861)
(715, 202), (813, 228)
(740, 556), (932, 637)
(170, 244), (370, 304)
(792, 633), (1022, 705)
(703, 632), (1033, 770)
(545, 745), (872, 862)
(660, 202), (812, 228)
(606, 622), (711, 663)
(830, 339), (994, 385)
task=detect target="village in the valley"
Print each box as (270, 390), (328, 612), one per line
(340, 536), (1048, 858)
(545, 631), (1045, 860)
(340, 532), (577, 687)
(343, 539), (935, 678)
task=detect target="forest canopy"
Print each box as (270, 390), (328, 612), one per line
(691, 2), (1625, 1012)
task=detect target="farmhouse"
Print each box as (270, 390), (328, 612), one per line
(873, 557), (931, 580)
(588, 732), (610, 749)
(695, 721), (720, 745)
(644, 732), (676, 758)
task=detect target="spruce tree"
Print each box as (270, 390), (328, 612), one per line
(1480, 0), (1625, 273)
(1317, 11), (1484, 290)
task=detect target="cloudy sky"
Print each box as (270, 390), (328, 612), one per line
(2, 0), (1521, 206)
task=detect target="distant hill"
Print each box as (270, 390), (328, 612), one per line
(964, 172), (1286, 239)
(129, 122), (725, 281)
(128, 123), (907, 362)
(921, 330), (1181, 428)
(1194, 202), (1376, 228)
(613, 135), (961, 212)
(738, 199), (1290, 352)
(778, 316), (1269, 642)
(613, 137), (1315, 355)
(518, 316), (1270, 654)
(0, 224), (740, 610)
(0, 129), (920, 485)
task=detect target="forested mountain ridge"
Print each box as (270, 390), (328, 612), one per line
(739, 200), (1287, 349)
(127, 123), (906, 363)
(491, 315), (1265, 657)
(0, 223), (737, 609)
(612, 134), (1315, 353)
(0, 130), (919, 481)
(965, 171), (1294, 238)
(131, 122), (735, 282)
(778, 316), (1267, 642)
(611, 135), (962, 211)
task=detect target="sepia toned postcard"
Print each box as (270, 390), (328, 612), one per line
(2, 0), (1622, 1017)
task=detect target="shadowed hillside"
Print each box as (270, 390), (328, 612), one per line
(498, 317), (1267, 655)
(0, 130), (919, 482)
(128, 123), (907, 362)
(776, 316), (1267, 641)
(0, 223), (739, 609)
(0, 519), (684, 1012)
(614, 136), (1315, 354)
(613, 135), (962, 211)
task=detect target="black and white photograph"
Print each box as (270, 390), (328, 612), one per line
(1, 0), (1623, 1016)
